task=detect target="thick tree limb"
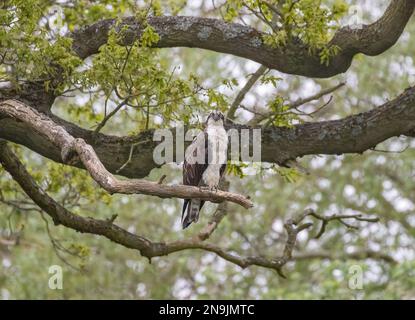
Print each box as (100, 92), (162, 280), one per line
(0, 0), (408, 277)
(0, 143), (387, 274)
(0, 100), (252, 208)
(2, 86), (415, 179)
(0, 142), (309, 274)
(71, 1), (414, 78)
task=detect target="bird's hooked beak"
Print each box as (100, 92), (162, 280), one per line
(206, 111), (224, 126)
(211, 113), (221, 121)
(208, 111), (224, 122)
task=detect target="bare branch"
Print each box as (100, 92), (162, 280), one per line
(115, 139), (152, 174)
(294, 208), (379, 239)
(94, 97), (129, 134)
(290, 82), (346, 110)
(293, 250), (396, 264)
(197, 178), (230, 241)
(227, 65), (268, 120)
(249, 82), (345, 125)
(0, 143), (306, 275)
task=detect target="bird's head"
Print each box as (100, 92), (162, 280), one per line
(206, 110), (225, 127)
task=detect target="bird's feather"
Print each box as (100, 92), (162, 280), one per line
(181, 131), (208, 228)
(181, 114), (228, 229)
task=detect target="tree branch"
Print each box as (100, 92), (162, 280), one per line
(0, 139), (302, 276)
(227, 65), (268, 120)
(0, 100), (253, 209)
(70, 1), (414, 78)
(197, 178), (230, 241)
(2, 86), (415, 179)
(94, 97), (129, 133)
(293, 250), (396, 264)
(248, 81), (346, 125)
(288, 82), (346, 110)
(294, 208), (379, 239)
(0, 142), (307, 275)
(0, 144), (387, 275)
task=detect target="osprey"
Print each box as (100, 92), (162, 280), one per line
(181, 111), (228, 229)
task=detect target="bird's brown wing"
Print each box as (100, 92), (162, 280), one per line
(220, 163), (226, 178)
(182, 131), (208, 227)
(183, 131), (208, 187)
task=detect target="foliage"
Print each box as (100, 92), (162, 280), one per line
(0, 0), (414, 300)
(224, 0), (348, 63)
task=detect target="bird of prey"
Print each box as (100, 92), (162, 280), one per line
(181, 111), (228, 229)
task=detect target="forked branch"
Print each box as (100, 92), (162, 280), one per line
(0, 144), (385, 276)
(70, 1), (415, 78)
(0, 99), (253, 208)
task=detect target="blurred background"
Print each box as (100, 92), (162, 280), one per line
(0, 0), (414, 299)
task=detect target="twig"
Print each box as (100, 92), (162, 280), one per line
(39, 211), (83, 272)
(196, 178), (230, 241)
(294, 208), (379, 239)
(116, 139), (152, 174)
(293, 250), (396, 264)
(157, 174), (167, 184)
(94, 97), (129, 134)
(290, 82), (346, 110)
(370, 145), (409, 154)
(227, 65), (268, 120)
(249, 82), (345, 125)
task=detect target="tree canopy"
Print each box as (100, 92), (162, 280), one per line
(0, 0), (414, 299)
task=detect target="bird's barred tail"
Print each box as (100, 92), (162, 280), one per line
(182, 199), (200, 229)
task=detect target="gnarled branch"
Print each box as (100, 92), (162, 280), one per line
(2, 86), (415, 180)
(0, 99), (253, 208)
(71, 1), (414, 78)
(0, 142), (387, 275)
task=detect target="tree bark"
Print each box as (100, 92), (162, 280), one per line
(71, 0), (415, 78)
(1, 86), (414, 179)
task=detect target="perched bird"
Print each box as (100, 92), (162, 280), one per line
(181, 111), (228, 229)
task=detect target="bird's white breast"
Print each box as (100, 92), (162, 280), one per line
(202, 124), (228, 188)
(206, 125), (228, 165)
